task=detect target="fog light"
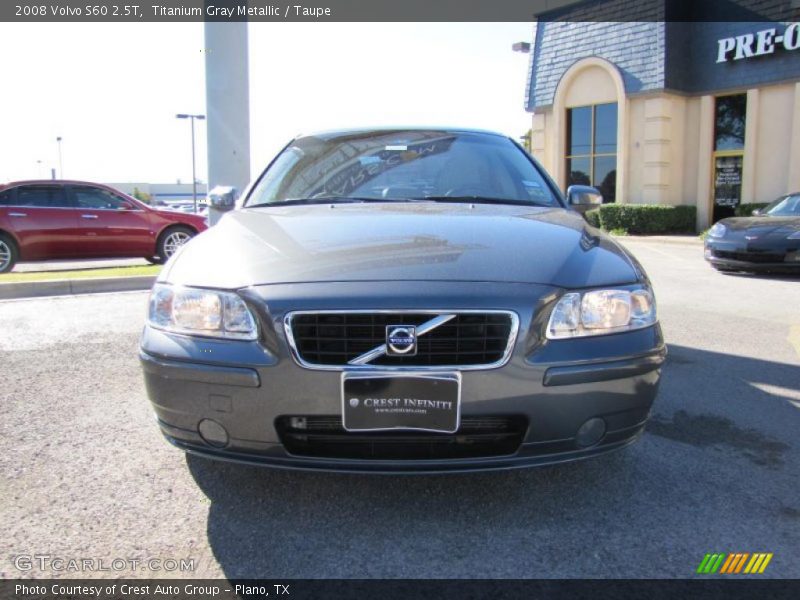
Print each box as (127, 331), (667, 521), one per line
(576, 417), (606, 448)
(198, 419), (229, 448)
(289, 416), (308, 430)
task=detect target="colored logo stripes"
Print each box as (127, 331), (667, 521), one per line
(697, 553), (773, 574)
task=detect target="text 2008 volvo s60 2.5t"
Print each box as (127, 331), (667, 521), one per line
(140, 128), (666, 473)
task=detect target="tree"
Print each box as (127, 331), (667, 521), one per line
(132, 187), (153, 204)
(520, 129), (532, 153)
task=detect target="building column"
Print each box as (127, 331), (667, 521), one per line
(695, 95), (715, 231)
(788, 82), (800, 192)
(616, 96), (629, 204)
(204, 22), (251, 214)
(642, 97), (672, 205)
(741, 88), (760, 204)
(530, 112), (549, 172)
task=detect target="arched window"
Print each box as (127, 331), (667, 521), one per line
(565, 102), (618, 203)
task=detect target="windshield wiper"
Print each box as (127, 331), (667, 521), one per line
(414, 196), (553, 208)
(247, 196), (430, 208)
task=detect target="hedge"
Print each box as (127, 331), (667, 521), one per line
(734, 203), (768, 217)
(585, 209), (601, 228)
(585, 204), (696, 234)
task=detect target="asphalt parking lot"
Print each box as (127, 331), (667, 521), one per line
(1, 238), (798, 579)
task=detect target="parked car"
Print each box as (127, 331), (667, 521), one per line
(170, 203), (209, 217)
(140, 127), (665, 473)
(704, 192), (800, 273)
(0, 180), (208, 273)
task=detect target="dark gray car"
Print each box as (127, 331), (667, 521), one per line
(140, 128), (665, 473)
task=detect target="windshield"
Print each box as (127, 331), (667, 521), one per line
(763, 194), (800, 217)
(245, 130), (559, 207)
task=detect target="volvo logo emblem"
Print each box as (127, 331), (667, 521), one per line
(386, 325), (417, 356)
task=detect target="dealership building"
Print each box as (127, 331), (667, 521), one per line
(525, 0), (800, 229)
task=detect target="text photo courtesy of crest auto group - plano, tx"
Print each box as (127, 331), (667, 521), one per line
(1, 1), (800, 599)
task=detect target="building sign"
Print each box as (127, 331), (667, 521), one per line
(714, 156), (743, 207)
(717, 23), (800, 62)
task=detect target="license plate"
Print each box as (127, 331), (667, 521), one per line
(341, 372), (461, 433)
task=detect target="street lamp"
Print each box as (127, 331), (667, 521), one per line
(176, 113), (206, 213)
(56, 136), (63, 178)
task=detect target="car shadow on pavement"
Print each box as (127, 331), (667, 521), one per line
(720, 271), (800, 283)
(187, 344), (799, 579)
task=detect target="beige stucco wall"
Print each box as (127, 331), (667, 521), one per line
(752, 83), (795, 201)
(563, 65), (618, 106)
(626, 99), (645, 204)
(530, 72), (800, 231)
(681, 97), (701, 210)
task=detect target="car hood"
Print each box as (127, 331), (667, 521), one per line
(720, 216), (800, 237)
(160, 203), (641, 289)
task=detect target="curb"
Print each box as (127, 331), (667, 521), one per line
(617, 236), (704, 247)
(0, 275), (156, 300)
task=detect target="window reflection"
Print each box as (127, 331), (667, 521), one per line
(594, 103), (617, 154)
(714, 94), (746, 151)
(567, 106), (591, 156)
(566, 157), (591, 187)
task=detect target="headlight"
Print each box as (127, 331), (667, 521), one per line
(148, 283), (258, 340)
(546, 287), (657, 339)
(708, 222), (727, 238)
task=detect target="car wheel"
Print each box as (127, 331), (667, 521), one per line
(157, 226), (195, 261)
(0, 234), (18, 274)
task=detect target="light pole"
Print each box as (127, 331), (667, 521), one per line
(176, 113), (206, 213)
(512, 42), (532, 152)
(56, 136), (63, 178)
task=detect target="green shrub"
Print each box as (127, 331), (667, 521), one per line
(584, 208), (601, 228)
(594, 204), (696, 234)
(734, 203), (768, 217)
(132, 187), (153, 204)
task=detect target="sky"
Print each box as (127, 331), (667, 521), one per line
(0, 22), (533, 185)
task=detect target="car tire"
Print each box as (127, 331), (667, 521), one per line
(145, 256), (164, 265)
(156, 226), (196, 262)
(0, 233), (18, 274)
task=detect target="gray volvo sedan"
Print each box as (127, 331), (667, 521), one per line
(140, 128), (665, 473)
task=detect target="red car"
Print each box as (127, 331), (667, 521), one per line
(0, 180), (208, 273)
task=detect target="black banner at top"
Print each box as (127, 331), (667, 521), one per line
(2, 0), (799, 22)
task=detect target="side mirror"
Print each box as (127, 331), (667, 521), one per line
(566, 185), (603, 209)
(207, 186), (237, 226)
(752, 208), (763, 216)
(208, 186), (237, 211)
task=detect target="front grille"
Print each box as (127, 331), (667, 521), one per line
(287, 311), (515, 368)
(712, 249), (785, 264)
(276, 415), (528, 460)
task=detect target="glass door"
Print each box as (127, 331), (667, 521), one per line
(712, 94), (746, 222)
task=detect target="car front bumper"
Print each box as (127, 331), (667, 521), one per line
(704, 240), (800, 272)
(140, 281), (666, 473)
